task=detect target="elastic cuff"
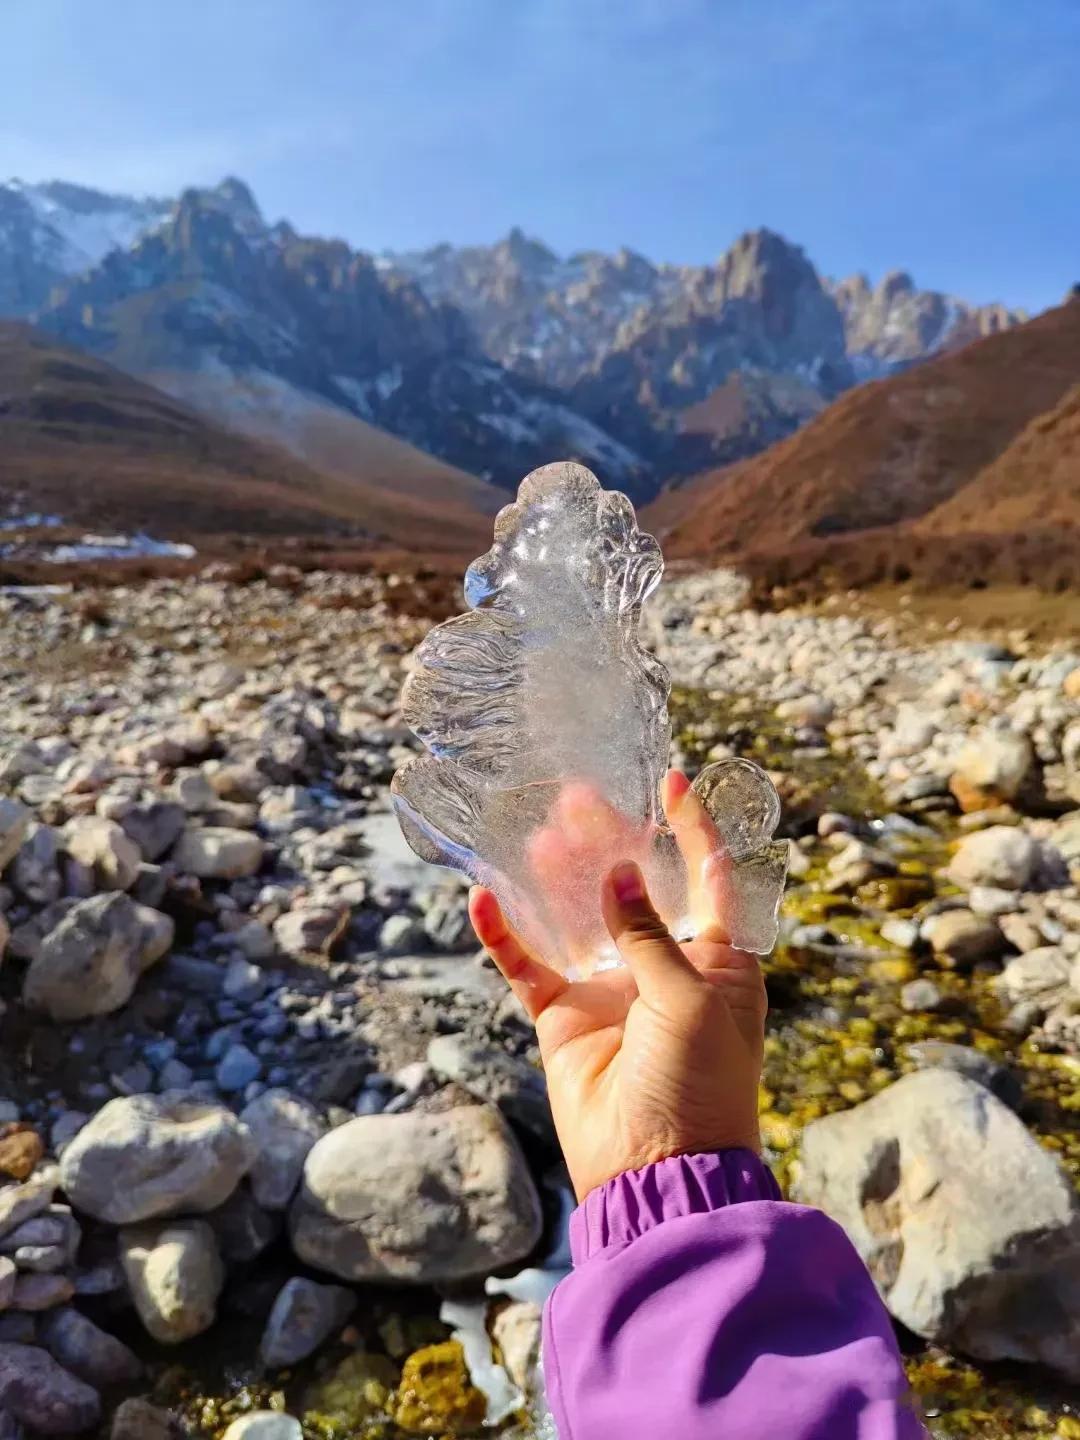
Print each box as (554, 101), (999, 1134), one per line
(570, 1149), (781, 1263)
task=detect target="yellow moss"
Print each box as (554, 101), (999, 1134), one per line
(392, 1341), (487, 1436)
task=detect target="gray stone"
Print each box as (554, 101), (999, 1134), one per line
(947, 826), (1038, 890)
(0, 1262), (14, 1310)
(38, 1307), (142, 1388)
(240, 1091), (326, 1212)
(290, 1106), (542, 1284)
(118, 802), (187, 863)
(120, 1220), (224, 1344)
(110, 1397), (183, 1440)
(205, 1188), (280, 1264)
(0, 1344), (101, 1435)
(10, 825), (60, 906)
(0, 1174), (58, 1243)
(426, 1036), (551, 1139)
(23, 894), (173, 1022)
(903, 1040), (1023, 1109)
(796, 1070), (1080, 1377)
(172, 827), (264, 880)
(60, 1095), (254, 1224)
(377, 914), (425, 955)
(272, 907), (344, 957)
(259, 1276), (355, 1368)
(10, 1274), (73, 1311)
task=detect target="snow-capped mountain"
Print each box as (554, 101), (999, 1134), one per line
(0, 179), (170, 315)
(29, 180), (649, 494)
(0, 173), (1026, 502)
(829, 270), (1025, 379)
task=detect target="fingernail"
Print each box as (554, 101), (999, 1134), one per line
(612, 862), (643, 904)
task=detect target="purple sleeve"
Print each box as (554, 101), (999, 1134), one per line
(542, 1151), (926, 1440)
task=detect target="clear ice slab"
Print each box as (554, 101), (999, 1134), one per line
(392, 461), (787, 977)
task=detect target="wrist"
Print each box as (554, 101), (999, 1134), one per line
(570, 1149), (781, 1263)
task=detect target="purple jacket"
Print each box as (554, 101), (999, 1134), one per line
(542, 1151), (927, 1439)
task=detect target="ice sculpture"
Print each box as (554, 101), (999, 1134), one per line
(391, 462), (787, 977)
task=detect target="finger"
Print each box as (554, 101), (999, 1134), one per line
(557, 781), (637, 853)
(663, 770), (733, 944)
(601, 861), (701, 1007)
(468, 887), (568, 1022)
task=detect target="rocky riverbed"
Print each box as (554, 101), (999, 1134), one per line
(0, 567), (1077, 1438)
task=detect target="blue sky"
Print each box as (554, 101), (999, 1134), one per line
(2, 0), (1077, 311)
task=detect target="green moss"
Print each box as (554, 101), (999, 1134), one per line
(392, 1342), (488, 1436)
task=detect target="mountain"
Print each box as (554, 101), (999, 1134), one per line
(0, 179), (169, 316)
(390, 228), (1021, 475)
(647, 301), (1080, 589)
(830, 269), (1025, 378)
(0, 174), (1029, 509)
(0, 321), (494, 553)
(28, 181), (648, 496)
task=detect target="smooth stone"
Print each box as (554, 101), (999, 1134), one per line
(0, 1344), (101, 1434)
(120, 1220), (224, 1344)
(38, 1307), (142, 1387)
(171, 828), (264, 880)
(61, 817), (140, 891)
(222, 1415), (302, 1440)
(110, 1397), (184, 1440)
(240, 1091), (326, 1212)
(259, 1276), (355, 1368)
(926, 909), (1004, 967)
(903, 1040), (1023, 1110)
(947, 826), (1038, 890)
(60, 1095), (254, 1224)
(290, 1107), (543, 1284)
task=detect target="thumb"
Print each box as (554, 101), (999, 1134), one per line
(601, 861), (701, 1008)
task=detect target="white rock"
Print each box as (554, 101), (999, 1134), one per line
(951, 729), (1034, 800)
(797, 1070), (1080, 1377)
(171, 827), (264, 880)
(60, 1095), (254, 1224)
(290, 1106), (543, 1284)
(222, 1415), (302, 1440)
(120, 1220), (224, 1344)
(947, 826), (1039, 890)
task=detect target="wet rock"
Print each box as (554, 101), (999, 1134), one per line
(998, 911), (1047, 953)
(38, 1307), (142, 1388)
(62, 818), (140, 891)
(797, 1070), (1080, 1378)
(259, 1276), (355, 1368)
(0, 802), (31, 874)
(0, 1344), (101, 1435)
(120, 1220), (224, 1344)
(110, 1397), (183, 1440)
(995, 947), (1073, 1010)
(900, 978), (943, 1012)
(60, 1095), (254, 1224)
(924, 909), (1004, 968)
(947, 826), (1038, 890)
(290, 1106), (543, 1284)
(393, 1340), (486, 1435)
(171, 827), (264, 880)
(490, 1299), (542, 1391)
(23, 894), (174, 1022)
(222, 1416), (302, 1440)
(240, 1091), (326, 1212)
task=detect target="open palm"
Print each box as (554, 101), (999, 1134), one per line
(469, 771), (766, 1200)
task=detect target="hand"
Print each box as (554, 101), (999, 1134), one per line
(469, 771), (767, 1201)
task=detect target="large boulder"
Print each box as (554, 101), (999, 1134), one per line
(947, 826), (1038, 890)
(240, 1091), (326, 1212)
(259, 1276), (355, 1368)
(120, 1220), (224, 1344)
(23, 894), (174, 1022)
(0, 1343), (101, 1434)
(797, 1070), (1080, 1377)
(290, 1106), (543, 1284)
(60, 1095), (254, 1224)
(171, 827), (264, 880)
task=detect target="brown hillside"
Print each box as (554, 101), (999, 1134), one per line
(0, 322), (491, 553)
(649, 302), (1080, 560)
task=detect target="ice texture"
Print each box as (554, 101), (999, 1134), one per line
(392, 461), (787, 976)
